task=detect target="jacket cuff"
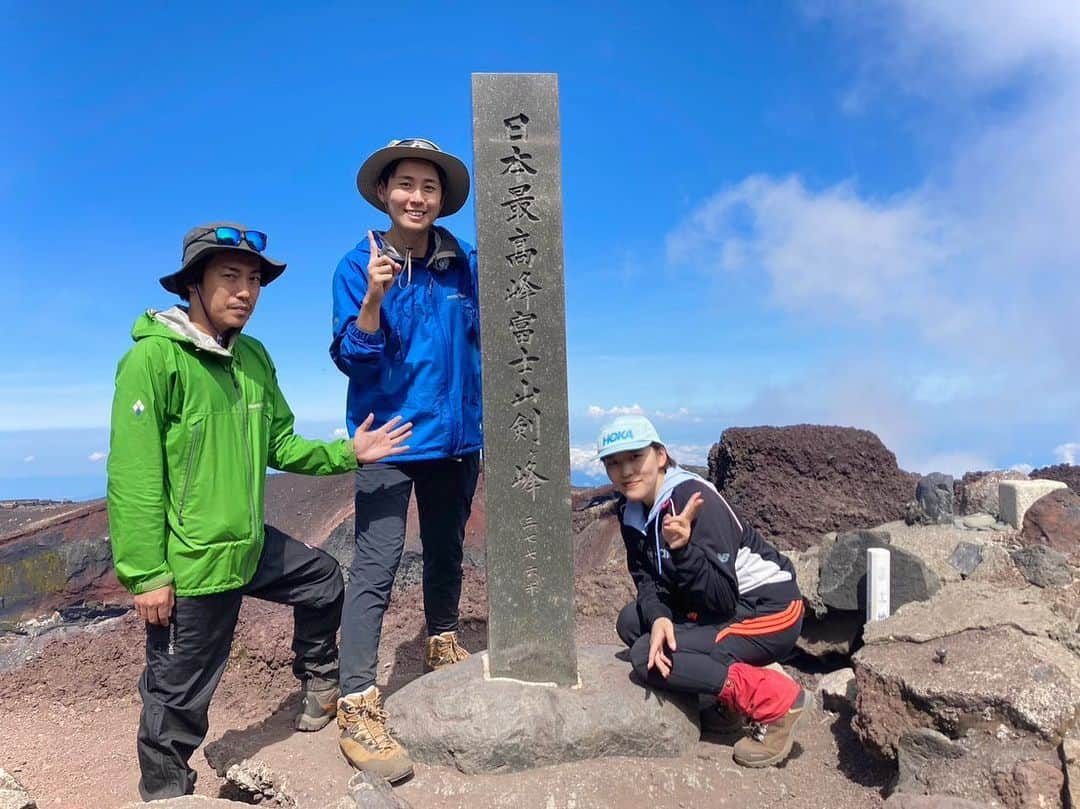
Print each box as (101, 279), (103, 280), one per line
(346, 320), (385, 349)
(642, 601), (673, 625)
(131, 570), (175, 595)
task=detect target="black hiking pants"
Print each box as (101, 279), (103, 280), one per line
(339, 452), (480, 696)
(616, 598), (803, 694)
(136, 525), (343, 801)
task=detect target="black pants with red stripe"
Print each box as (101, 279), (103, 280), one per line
(616, 599), (803, 695)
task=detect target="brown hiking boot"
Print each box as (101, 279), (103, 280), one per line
(337, 688), (413, 783)
(295, 680), (339, 731)
(424, 631), (470, 672)
(732, 688), (814, 768)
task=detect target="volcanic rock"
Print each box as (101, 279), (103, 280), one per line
(384, 645), (699, 774)
(818, 530), (940, 613)
(1031, 464), (1080, 495)
(1022, 488), (1080, 563)
(956, 470), (1028, 518)
(707, 425), (916, 551)
(911, 474), (955, 525)
(1011, 545), (1073, 589)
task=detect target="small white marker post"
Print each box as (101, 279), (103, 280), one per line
(866, 548), (891, 622)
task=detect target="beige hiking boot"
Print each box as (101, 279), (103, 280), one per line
(337, 688), (413, 783)
(733, 689), (814, 768)
(424, 631), (470, 672)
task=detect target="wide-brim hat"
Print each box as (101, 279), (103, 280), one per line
(356, 138), (470, 217)
(595, 415), (665, 460)
(159, 222), (287, 295)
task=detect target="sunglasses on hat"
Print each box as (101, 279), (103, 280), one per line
(389, 137), (441, 150)
(192, 226), (268, 253)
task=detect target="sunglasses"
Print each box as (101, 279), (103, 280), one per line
(193, 226), (268, 253)
(389, 137), (441, 151)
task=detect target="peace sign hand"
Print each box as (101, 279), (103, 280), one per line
(364, 231), (402, 306)
(661, 492), (705, 550)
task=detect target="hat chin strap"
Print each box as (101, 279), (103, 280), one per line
(193, 284), (234, 347)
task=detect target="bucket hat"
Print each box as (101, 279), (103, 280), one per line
(356, 138), (470, 217)
(595, 415), (665, 460)
(159, 222), (287, 295)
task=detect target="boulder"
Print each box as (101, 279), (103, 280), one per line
(1011, 545), (1073, 589)
(1031, 464), (1080, 495)
(1000, 480), (1069, 529)
(861, 582), (1067, 647)
(818, 667), (856, 713)
(345, 771), (414, 809)
(818, 530), (941, 613)
(948, 543), (983, 578)
(708, 425), (916, 550)
(913, 474), (955, 525)
(887, 729), (1064, 808)
(384, 645), (699, 774)
(854, 627), (1080, 757)
(894, 727), (964, 796)
(1022, 489), (1080, 563)
(956, 470), (1028, 518)
(0, 769), (35, 809)
(1062, 736), (1080, 809)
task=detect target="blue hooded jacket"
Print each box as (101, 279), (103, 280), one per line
(330, 226), (483, 462)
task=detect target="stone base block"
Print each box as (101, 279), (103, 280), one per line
(999, 479), (1068, 528)
(383, 644), (699, 774)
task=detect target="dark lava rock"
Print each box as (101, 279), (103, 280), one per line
(914, 474), (955, 524)
(1031, 463), (1080, 495)
(818, 530), (941, 613)
(708, 425), (917, 550)
(1022, 488), (1080, 564)
(1011, 545), (1073, 588)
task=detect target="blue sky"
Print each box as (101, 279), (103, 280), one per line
(2, 1), (1078, 500)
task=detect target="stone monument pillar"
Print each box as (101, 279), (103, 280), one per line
(471, 72), (578, 685)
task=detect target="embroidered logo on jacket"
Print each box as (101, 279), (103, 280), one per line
(132, 400), (145, 417)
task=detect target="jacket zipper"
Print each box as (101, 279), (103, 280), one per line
(430, 271), (460, 454)
(229, 357), (258, 540)
(177, 422), (204, 526)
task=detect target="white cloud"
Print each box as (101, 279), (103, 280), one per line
(332, 427), (349, 439)
(587, 404), (701, 423)
(665, 3), (1080, 470)
(1054, 442), (1079, 465)
(1011, 463), (1035, 475)
(22, 455), (34, 463)
(87, 451), (106, 463)
(587, 404), (644, 418)
(569, 446), (603, 478)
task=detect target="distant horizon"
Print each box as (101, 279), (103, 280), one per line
(3, 4), (1077, 498)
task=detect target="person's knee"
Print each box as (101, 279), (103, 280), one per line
(629, 635), (652, 681)
(312, 551), (345, 608)
(616, 603), (643, 647)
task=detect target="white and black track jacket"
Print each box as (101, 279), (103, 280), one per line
(619, 467), (800, 627)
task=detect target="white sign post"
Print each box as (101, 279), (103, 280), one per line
(866, 547), (891, 623)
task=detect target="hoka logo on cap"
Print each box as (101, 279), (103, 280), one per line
(602, 429), (633, 446)
(594, 414), (665, 460)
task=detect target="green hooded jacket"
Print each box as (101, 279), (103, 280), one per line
(106, 307), (357, 596)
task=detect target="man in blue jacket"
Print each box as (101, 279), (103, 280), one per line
(330, 138), (482, 781)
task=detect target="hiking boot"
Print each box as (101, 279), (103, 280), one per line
(700, 702), (746, 736)
(295, 680), (339, 731)
(424, 631), (470, 672)
(732, 688), (814, 768)
(337, 688), (413, 783)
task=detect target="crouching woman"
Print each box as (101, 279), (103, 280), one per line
(599, 414), (811, 768)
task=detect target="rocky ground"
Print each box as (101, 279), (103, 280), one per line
(0, 560), (891, 809)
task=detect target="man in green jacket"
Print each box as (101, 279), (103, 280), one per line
(107, 222), (412, 801)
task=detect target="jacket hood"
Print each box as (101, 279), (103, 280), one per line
(132, 306), (236, 357)
(622, 466), (719, 533)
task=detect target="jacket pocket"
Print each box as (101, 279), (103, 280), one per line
(173, 412), (253, 545)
